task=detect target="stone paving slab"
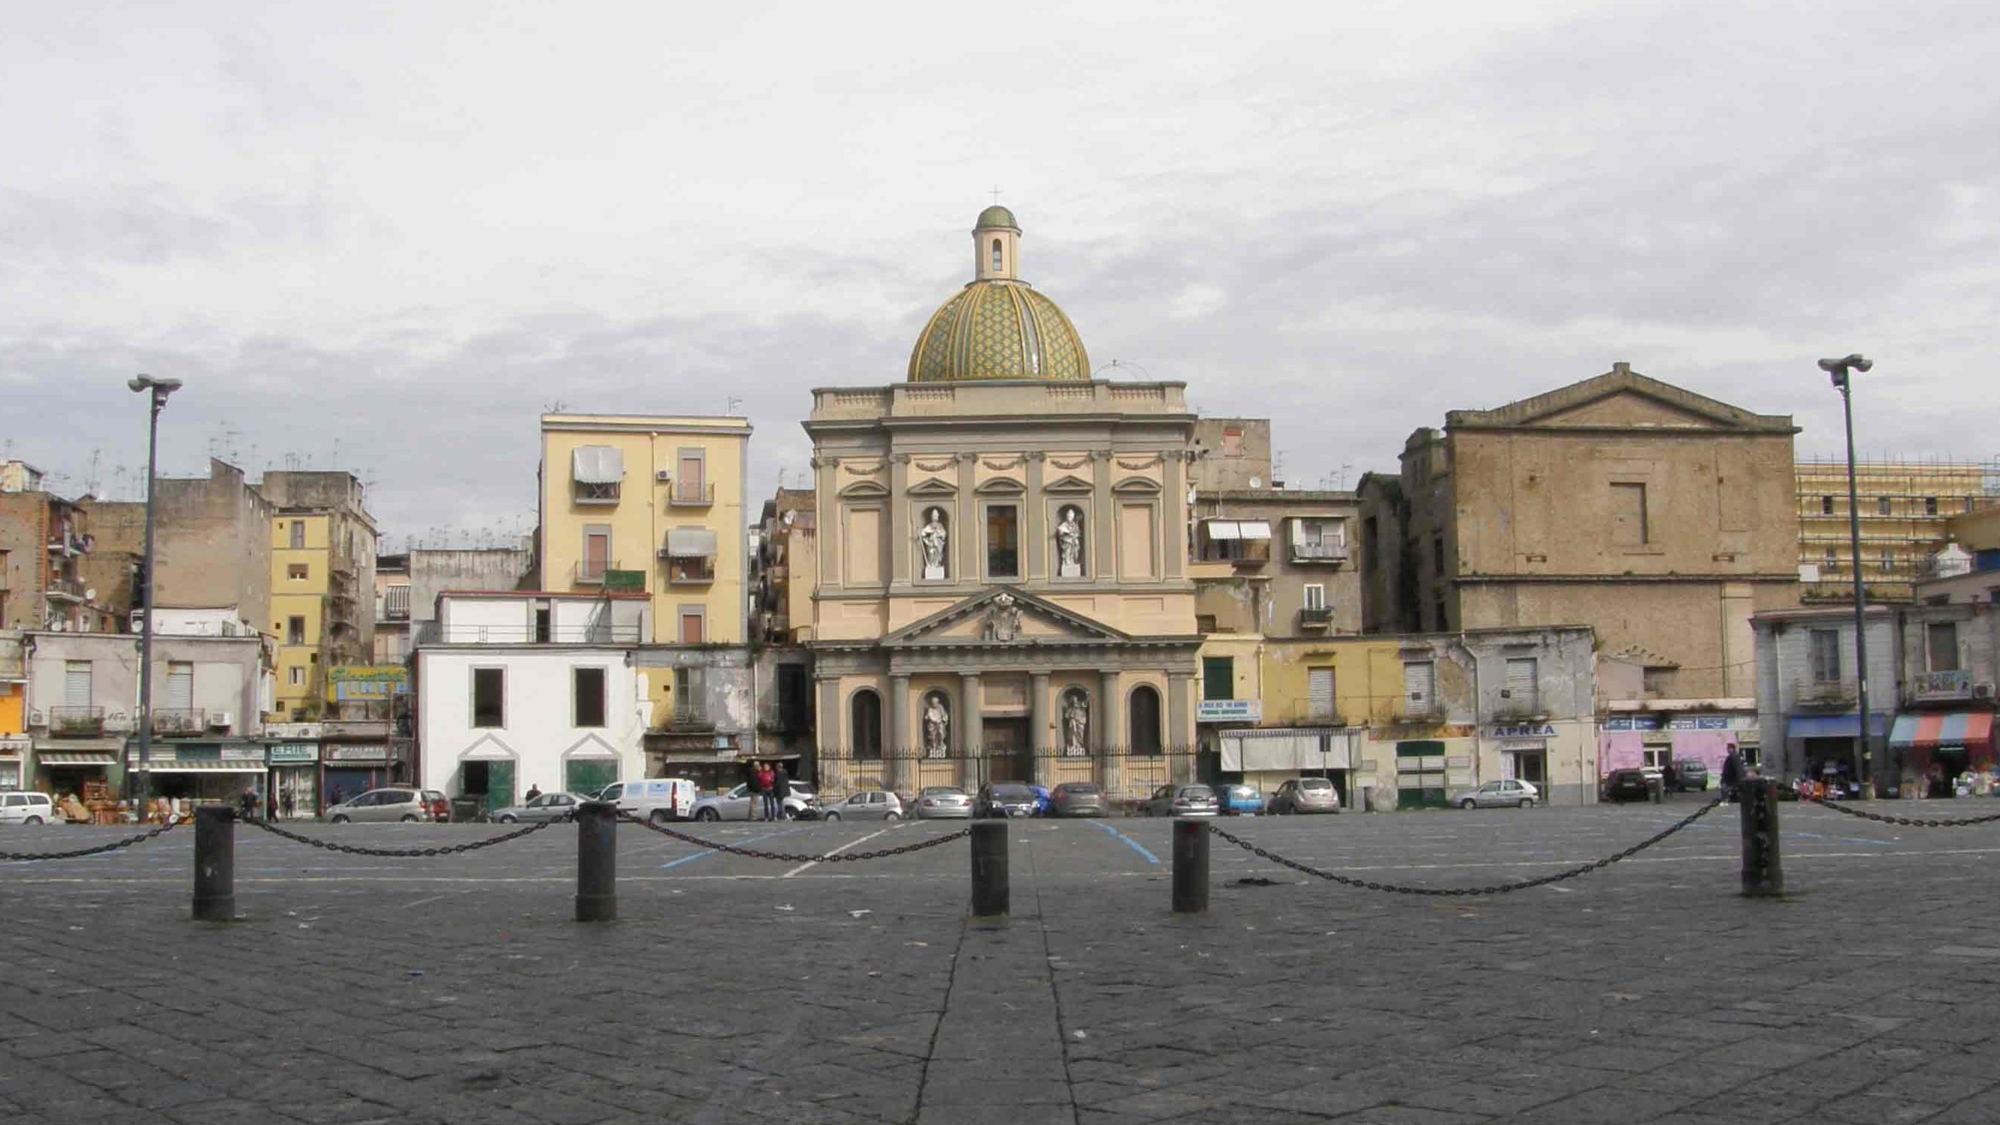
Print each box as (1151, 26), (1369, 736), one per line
(5, 799), (2000, 1122)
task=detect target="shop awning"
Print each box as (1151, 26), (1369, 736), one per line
(571, 446), (625, 484)
(38, 752), (116, 766)
(666, 528), (719, 557)
(1787, 714), (1888, 740)
(138, 761), (267, 773)
(1204, 520), (1241, 540)
(1236, 520), (1272, 541)
(1890, 712), (1994, 750)
(1220, 729), (1352, 772)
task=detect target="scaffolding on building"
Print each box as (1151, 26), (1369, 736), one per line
(1794, 455), (2000, 603)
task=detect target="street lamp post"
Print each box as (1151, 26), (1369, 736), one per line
(128, 375), (182, 816)
(1818, 354), (1874, 797)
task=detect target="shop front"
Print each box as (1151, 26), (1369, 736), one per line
(1890, 712), (1996, 797)
(31, 742), (122, 797)
(130, 743), (269, 809)
(322, 743), (392, 806)
(1218, 727), (1354, 804)
(1785, 713), (1888, 791)
(0, 736), (26, 791)
(267, 741), (321, 818)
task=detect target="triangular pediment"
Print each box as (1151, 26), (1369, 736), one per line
(458, 733), (518, 761)
(974, 477), (1027, 495)
(1044, 474), (1094, 494)
(561, 732), (621, 759)
(838, 479), (890, 498)
(907, 477), (958, 497)
(1446, 367), (1796, 435)
(883, 587), (1130, 647)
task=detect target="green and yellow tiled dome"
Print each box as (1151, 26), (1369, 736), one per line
(907, 281), (1091, 383)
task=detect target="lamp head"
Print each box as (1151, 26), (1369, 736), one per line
(129, 374), (183, 400)
(1817, 354), (1871, 390)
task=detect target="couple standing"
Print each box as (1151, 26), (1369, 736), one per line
(747, 760), (790, 820)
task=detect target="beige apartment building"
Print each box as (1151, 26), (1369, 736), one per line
(806, 205), (1204, 799)
(1366, 364), (1801, 701)
(1795, 458), (1999, 604)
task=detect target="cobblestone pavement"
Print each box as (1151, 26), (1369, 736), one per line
(5, 798), (2000, 1123)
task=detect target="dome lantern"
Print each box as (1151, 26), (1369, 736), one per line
(906, 205), (1091, 383)
(973, 205), (1021, 282)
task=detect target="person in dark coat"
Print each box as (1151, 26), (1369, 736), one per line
(1720, 748), (1744, 804)
(771, 763), (792, 819)
(746, 761), (768, 820)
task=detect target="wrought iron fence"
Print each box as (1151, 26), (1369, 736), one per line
(817, 745), (1202, 806)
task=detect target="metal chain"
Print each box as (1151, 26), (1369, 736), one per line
(1, 817), (185, 863)
(1209, 798), (1724, 897)
(1804, 795), (2000, 827)
(249, 816), (557, 857)
(620, 812), (972, 863)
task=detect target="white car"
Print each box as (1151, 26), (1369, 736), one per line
(598, 778), (699, 824)
(1451, 779), (1541, 810)
(689, 783), (813, 822)
(0, 792), (58, 825)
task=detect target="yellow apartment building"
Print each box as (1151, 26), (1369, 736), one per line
(1796, 457), (1999, 603)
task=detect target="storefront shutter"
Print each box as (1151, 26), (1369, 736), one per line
(1402, 661), (1434, 705)
(166, 664), (194, 711)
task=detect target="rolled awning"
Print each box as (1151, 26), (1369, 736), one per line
(37, 752), (117, 766)
(140, 761), (266, 773)
(1220, 729), (1351, 772)
(667, 528), (719, 557)
(1237, 520), (1273, 540)
(1205, 520), (1241, 540)
(1890, 712), (1994, 750)
(571, 446), (625, 484)
(1787, 714), (1889, 740)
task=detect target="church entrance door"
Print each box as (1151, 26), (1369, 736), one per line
(983, 718), (1031, 784)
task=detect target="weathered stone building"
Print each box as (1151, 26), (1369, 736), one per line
(80, 459), (274, 637)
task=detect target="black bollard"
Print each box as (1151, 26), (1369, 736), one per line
(970, 820), (1009, 919)
(575, 801), (618, 922)
(1739, 777), (1783, 898)
(192, 805), (237, 922)
(1172, 818), (1210, 914)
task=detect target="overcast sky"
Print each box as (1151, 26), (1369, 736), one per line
(5, 0), (1996, 545)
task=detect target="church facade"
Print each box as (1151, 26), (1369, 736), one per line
(806, 207), (1203, 799)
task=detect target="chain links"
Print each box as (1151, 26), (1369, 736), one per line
(1, 817), (185, 863)
(620, 812), (972, 863)
(249, 816), (558, 857)
(1804, 795), (2000, 828)
(1210, 798), (1724, 896)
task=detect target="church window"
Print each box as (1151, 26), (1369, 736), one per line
(986, 505), (1020, 578)
(991, 238), (1003, 272)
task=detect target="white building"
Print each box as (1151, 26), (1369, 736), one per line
(414, 591), (652, 813)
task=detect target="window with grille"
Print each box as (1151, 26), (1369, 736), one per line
(1809, 629), (1842, 683)
(1927, 622), (1959, 672)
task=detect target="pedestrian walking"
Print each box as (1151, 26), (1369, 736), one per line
(280, 787), (295, 819)
(746, 761), (768, 820)
(757, 762), (778, 821)
(771, 762), (791, 820)
(1719, 747), (1744, 804)
(239, 786), (258, 821)
(526, 784), (543, 802)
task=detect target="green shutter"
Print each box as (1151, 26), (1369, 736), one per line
(564, 759), (617, 796)
(486, 760), (515, 814)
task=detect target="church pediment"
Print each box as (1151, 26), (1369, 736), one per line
(974, 477), (1027, 495)
(882, 587), (1130, 648)
(838, 479), (890, 498)
(907, 477), (959, 497)
(1043, 474), (1095, 494)
(1445, 365), (1796, 435)
(1532, 391), (1735, 430)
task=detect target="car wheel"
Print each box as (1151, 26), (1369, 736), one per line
(331, 814), (350, 824)
(1519, 798), (1534, 809)
(650, 809), (671, 826)
(1460, 799), (1477, 810)
(695, 808), (719, 822)
(884, 811), (901, 821)
(823, 811), (841, 821)
(498, 814), (518, 824)
(400, 814), (419, 823)
(25, 815), (44, 826)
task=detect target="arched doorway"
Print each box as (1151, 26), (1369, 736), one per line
(850, 689), (883, 760)
(1129, 685), (1163, 756)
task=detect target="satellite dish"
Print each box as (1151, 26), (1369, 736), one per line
(84, 587), (97, 601)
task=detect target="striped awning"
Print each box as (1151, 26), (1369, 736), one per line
(1889, 712), (1995, 750)
(135, 761), (266, 773)
(37, 752), (116, 766)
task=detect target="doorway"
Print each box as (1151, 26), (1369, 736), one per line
(983, 718), (1031, 784)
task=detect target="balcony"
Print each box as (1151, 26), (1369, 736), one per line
(150, 708), (208, 737)
(1298, 606), (1333, 629)
(573, 559), (622, 586)
(44, 576), (87, 603)
(667, 700), (713, 730)
(663, 556), (716, 585)
(1399, 699), (1447, 723)
(1793, 677), (1859, 709)
(1291, 542), (1350, 565)
(1910, 670), (1973, 703)
(1490, 698), (1547, 721)
(669, 481), (716, 507)
(49, 706), (105, 737)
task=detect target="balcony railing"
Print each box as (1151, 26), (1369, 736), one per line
(49, 705), (105, 737)
(669, 481), (715, 507)
(1298, 606), (1333, 629)
(1491, 698), (1546, 721)
(432, 624), (647, 645)
(574, 559), (621, 586)
(150, 708), (208, 737)
(668, 701), (712, 730)
(665, 557), (716, 585)
(1399, 699), (1447, 722)
(1910, 669), (1972, 703)
(1291, 542), (1350, 564)
(1793, 677), (1859, 708)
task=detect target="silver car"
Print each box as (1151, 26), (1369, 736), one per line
(913, 787), (973, 819)
(689, 783), (813, 822)
(1143, 784), (1219, 817)
(0, 792), (58, 826)
(823, 789), (905, 822)
(1451, 779), (1540, 810)
(491, 791), (587, 823)
(326, 787), (430, 824)
(1267, 777), (1341, 815)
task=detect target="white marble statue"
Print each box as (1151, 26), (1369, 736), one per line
(919, 509), (948, 579)
(983, 592), (1022, 641)
(1062, 690), (1089, 756)
(1055, 507), (1084, 576)
(922, 693), (950, 758)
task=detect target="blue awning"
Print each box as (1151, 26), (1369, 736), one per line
(1787, 714), (1889, 740)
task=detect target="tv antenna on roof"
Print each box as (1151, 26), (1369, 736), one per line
(725, 396), (743, 417)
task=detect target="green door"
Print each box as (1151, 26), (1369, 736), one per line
(1396, 741), (1448, 810)
(486, 760), (515, 814)
(565, 759), (617, 797)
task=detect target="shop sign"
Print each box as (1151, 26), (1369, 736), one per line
(1488, 723), (1556, 738)
(1497, 739), (1548, 752)
(265, 722), (323, 739)
(1196, 700), (1262, 724)
(221, 745), (265, 762)
(0, 736), (27, 758)
(268, 743), (319, 763)
(1603, 716), (1662, 731)
(330, 666), (410, 701)
(326, 744), (389, 762)
(1665, 716), (1732, 731)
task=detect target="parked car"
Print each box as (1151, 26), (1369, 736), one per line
(688, 783), (813, 821)
(974, 783), (1041, 818)
(1213, 783), (1265, 816)
(599, 777), (699, 824)
(326, 787), (430, 824)
(823, 789), (905, 821)
(422, 789), (451, 823)
(1143, 784), (1220, 818)
(913, 786), (974, 819)
(1450, 779), (1540, 810)
(1049, 782), (1107, 818)
(1602, 768), (1653, 803)
(0, 792), (58, 826)
(1267, 777), (1341, 815)
(1668, 760), (1709, 793)
(492, 791), (588, 823)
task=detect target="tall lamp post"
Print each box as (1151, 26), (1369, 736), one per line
(128, 375), (182, 816)
(1818, 354), (1874, 797)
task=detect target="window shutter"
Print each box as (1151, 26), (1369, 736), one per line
(1403, 661), (1434, 704)
(1308, 669), (1335, 720)
(65, 662), (93, 707)
(167, 664), (194, 711)
(1505, 658), (1537, 700)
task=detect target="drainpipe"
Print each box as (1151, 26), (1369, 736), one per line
(1462, 630), (1481, 791)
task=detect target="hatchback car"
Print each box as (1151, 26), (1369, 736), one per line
(491, 791), (587, 823)
(1049, 782), (1107, 818)
(688, 783), (814, 821)
(1451, 779), (1540, 810)
(326, 787), (429, 824)
(422, 789), (451, 823)
(1267, 777), (1341, 815)
(1669, 760), (1709, 793)
(974, 783), (1041, 818)
(1213, 783), (1265, 816)
(1143, 784), (1220, 817)
(823, 789), (905, 821)
(1602, 768), (1652, 803)
(0, 792), (58, 826)
(913, 787), (974, 819)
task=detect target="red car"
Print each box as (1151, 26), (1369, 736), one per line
(423, 789), (450, 822)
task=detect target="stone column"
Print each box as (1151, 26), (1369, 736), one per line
(1167, 671), (1195, 784)
(1099, 669), (1124, 798)
(1030, 671), (1052, 787)
(817, 675), (845, 797)
(959, 672), (983, 788)
(890, 454), (911, 584)
(889, 674), (911, 793)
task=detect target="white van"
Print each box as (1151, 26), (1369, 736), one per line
(0, 792), (59, 826)
(598, 778), (698, 824)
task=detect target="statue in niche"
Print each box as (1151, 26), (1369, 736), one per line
(982, 592), (1022, 641)
(919, 508), (948, 580)
(1055, 506), (1084, 577)
(1062, 690), (1090, 756)
(922, 693), (951, 758)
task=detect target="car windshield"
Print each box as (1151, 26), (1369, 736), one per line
(1300, 778), (1333, 789)
(991, 785), (1035, 799)
(1177, 787), (1213, 799)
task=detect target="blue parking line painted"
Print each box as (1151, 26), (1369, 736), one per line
(659, 825), (809, 870)
(1088, 820), (1160, 865)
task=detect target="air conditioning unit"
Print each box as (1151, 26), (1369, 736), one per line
(1976, 683), (1996, 700)
(210, 711), (234, 729)
(657, 547), (674, 560)
(656, 470), (673, 482)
